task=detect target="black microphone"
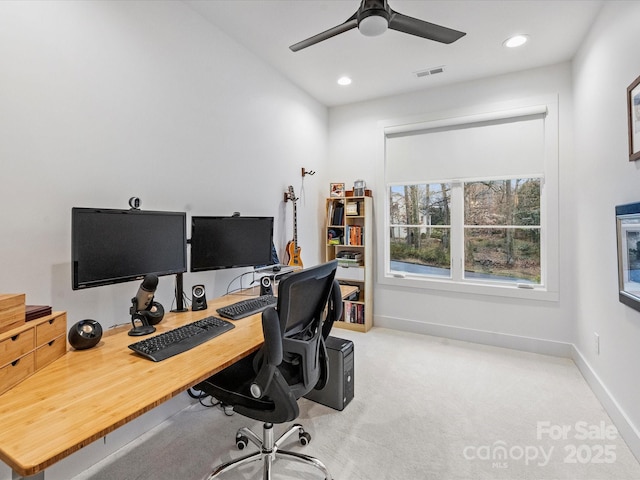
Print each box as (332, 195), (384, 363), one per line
(133, 274), (158, 312)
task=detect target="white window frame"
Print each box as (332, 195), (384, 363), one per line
(380, 99), (559, 301)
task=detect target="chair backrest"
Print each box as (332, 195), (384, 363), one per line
(247, 260), (340, 423)
(275, 260), (338, 396)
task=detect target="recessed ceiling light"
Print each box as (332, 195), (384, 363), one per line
(337, 76), (352, 86)
(503, 34), (529, 48)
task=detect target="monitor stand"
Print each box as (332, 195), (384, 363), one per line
(171, 272), (188, 313)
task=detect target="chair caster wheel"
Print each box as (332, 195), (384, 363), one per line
(236, 433), (248, 450)
(299, 431), (311, 445)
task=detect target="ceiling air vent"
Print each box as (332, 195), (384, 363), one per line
(414, 66), (445, 78)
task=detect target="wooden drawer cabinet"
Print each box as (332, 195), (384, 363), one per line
(0, 352), (35, 394)
(36, 314), (66, 345)
(0, 311), (67, 396)
(0, 328), (35, 367)
(36, 335), (66, 370)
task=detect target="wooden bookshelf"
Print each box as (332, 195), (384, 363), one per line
(325, 194), (372, 332)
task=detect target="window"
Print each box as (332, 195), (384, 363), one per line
(383, 101), (558, 300)
(464, 178), (541, 284)
(390, 177), (541, 284)
(390, 183), (452, 278)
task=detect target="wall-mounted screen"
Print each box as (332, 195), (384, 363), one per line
(190, 216), (274, 272)
(616, 202), (640, 312)
(72, 208), (187, 290)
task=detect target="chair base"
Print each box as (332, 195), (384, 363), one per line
(205, 422), (332, 480)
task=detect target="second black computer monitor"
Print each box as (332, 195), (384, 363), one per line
(190, 216), (275, 272)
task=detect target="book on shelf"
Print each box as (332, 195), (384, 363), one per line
(342, 301), (365, 324)
(346, 225), (363, 246)
(331, 201), (344, 226)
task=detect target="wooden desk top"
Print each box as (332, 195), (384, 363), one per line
(0, 291), (264, 477)
(0, 284), (358, 477)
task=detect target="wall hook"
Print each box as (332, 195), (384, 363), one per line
(301, 167), (316, 177)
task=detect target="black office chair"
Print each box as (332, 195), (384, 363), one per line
(195, 260), (342, 480)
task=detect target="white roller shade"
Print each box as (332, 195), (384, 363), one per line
(385, 106), (547, 183)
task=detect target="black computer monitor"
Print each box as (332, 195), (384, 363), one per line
(190, 216), (274, 272)
(71, 208), (187, 290)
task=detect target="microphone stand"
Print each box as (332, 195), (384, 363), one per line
(128, 296), (157, 337)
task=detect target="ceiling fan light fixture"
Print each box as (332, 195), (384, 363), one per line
(358, 14), (388, 37)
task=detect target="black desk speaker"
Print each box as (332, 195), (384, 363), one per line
(192, 285), (207, 311)
(305, 336), (354, 410)
(68, 319), (103, 350)
(260, 276), (273, 296)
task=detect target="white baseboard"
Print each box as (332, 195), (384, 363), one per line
(375, 314), (640, 463)
(374, 314), (572, 357)
(571, 344), (640, 462)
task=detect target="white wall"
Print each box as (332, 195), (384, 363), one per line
(572, 0), (640, 457)
(0, 1), (327, 478)
(0, 0), (327, 322)
(328, 62), (575, 352)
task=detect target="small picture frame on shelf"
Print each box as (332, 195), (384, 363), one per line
(330, 183), (345, 197)
(627, 74), (640, 161)
(345, 202), (360, 216)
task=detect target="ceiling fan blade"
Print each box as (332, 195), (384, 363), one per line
(290, 16), (358, 52)
(388, 10), (466, 44)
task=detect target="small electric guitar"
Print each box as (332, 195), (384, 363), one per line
(285, 185), (303, 267)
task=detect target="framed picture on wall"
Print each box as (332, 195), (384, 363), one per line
(616, 202), (640, 312)
(627, 74), (640, 161)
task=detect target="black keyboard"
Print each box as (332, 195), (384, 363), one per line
(216, 294), (277, 320)
(128, 316), (234, 362)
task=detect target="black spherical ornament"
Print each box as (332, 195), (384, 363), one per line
(68, 319), (103, 350)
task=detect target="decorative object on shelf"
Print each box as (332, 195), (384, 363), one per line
(285, 185), (303, 267)
(345, 202), (360, 216)
(353, 179), (366, 196)
(627, 74), (640, 161)
(328, 228), (343, 245)
(330, 183), (345, 197)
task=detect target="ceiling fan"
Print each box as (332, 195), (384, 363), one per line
(289, 0), (466, 52)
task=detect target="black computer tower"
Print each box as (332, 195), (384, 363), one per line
(305, 336), (354, 410)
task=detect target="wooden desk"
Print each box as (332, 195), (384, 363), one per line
(0, 291), (264, 479)
(0, 284), (358, 479)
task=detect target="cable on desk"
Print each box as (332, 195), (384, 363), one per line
(225, 270), (259, 296)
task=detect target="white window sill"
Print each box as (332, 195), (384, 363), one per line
(380, 272), (559, 302)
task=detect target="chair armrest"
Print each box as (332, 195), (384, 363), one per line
(250, 307), (282, 399)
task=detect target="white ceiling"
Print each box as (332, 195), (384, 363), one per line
(185, 0), (603, 107)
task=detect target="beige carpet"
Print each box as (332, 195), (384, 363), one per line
(70, 327), (640, 480)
